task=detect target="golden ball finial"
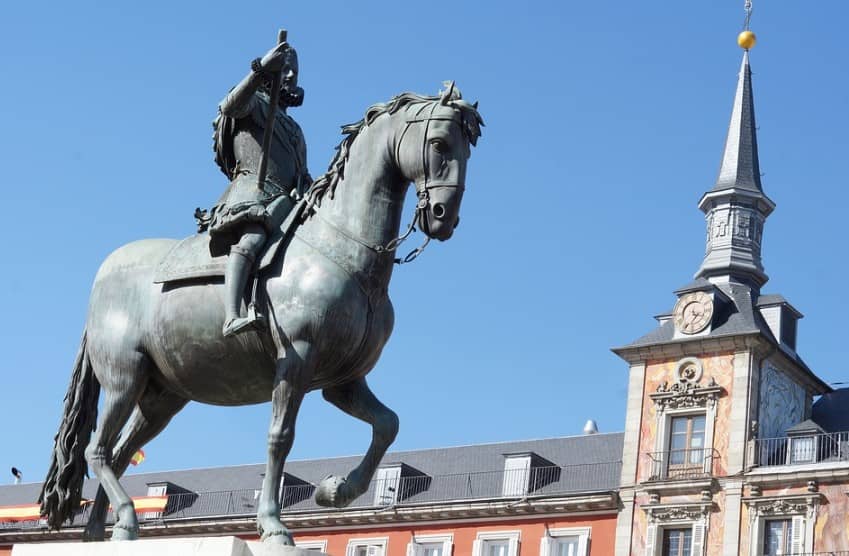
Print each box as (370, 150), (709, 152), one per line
(738, 30), (757, 50)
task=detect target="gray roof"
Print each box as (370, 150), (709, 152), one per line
(712, 51), (762, 194)
(813, 388), (849, 432)
(614, 282), (827, 391)
(0, 433), (623, 519)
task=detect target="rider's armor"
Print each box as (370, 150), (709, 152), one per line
(208, 90), (310, 257)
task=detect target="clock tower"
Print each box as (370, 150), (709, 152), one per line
(611, 36), (840, 556)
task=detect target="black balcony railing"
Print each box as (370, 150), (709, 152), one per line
(644, 448), (717, 481)
(0, 461), (622, 532)
(754, 431), (849, 468)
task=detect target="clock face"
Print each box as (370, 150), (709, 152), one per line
(673, 291), (714, 335)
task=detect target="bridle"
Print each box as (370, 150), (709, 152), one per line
(386, 101), (466, 264)
(313, 100), (465, 265)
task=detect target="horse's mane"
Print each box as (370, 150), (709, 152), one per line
(306, 83), (483, 207)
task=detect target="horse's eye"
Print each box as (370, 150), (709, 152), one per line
(431, 139), (448, 154)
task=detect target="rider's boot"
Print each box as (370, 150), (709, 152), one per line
(222, 244), (264, 337)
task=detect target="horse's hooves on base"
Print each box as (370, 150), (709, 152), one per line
(315, 475), (350, 508)
(261, 530), (294, 545)
(110, 525), (138, 541)
(82, 529), (105, 543)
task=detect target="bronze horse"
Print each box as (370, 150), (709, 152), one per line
(39, 84), (483, 543)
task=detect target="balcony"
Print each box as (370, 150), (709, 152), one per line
(644, 448), (717, 482)
(753, 431), (849, 468)
(0, 461), (622, 534)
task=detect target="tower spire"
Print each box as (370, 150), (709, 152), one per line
(713, 51), (762, 193)
(696, 43), (774, 290)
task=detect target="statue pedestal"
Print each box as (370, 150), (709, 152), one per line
(12, 536), (330, 556)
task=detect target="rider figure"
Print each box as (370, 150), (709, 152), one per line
(202, 37), (310, 337)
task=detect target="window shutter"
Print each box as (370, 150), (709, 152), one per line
(791, 515), (806, 554)
(443, 539), (454, 556)
(577, 534), (589, 556)
(539, 536), (555, 556)
(472, 540), (483, 556)
(690, 522), (706, 556)
(645, 524), (657, 556)
(508, 537), (520, 556)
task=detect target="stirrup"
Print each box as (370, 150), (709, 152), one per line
(222, 304), (266, 337)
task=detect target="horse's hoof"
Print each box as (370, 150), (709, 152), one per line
(110, 524), (138, 541)
(315, 475), (352, 508)
(82, 526), (105, 542)
(261, 529), (294, 545)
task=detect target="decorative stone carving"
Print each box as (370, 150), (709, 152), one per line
(645, 502), (712, 524)
(675, 357), (704, 383)
(744, 494), (821, 520)
(652, 377), (723, 411)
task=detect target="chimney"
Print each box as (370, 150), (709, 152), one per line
(583, 420), (599, 435)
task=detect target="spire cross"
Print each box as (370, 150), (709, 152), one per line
(743, 0), (753, 30)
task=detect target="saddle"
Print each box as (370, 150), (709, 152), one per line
(154, 198), (306, 285)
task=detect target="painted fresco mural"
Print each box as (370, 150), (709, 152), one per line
(814, 483), (849, 552)
(757, 361), (806, 441)
(636, 353), (734, 482)
(630, 353), (735, 555)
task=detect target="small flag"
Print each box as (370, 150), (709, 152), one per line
(130, 449), (146, 466)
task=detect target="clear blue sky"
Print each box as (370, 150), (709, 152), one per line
(2, 1), (848, 484)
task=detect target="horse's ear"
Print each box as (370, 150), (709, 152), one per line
(472, 101), (478, 109)
(440, 81), (456, 105)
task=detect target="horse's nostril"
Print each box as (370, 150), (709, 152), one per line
(432, 203), (446, 219)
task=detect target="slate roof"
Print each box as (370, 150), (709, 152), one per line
(813, 389), (849, 432)
(711, 51), (762, 194)
(613, 282), (828, 392)
(0, 433), (623, 524)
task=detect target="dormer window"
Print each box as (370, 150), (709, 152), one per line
(757, 295), (802, 354)
(502, 452), (559, 497)
(374, 465), (402, 505)
(373, 463), (429, 506)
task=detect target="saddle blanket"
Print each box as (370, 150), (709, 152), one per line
(153, 199), (306, 284)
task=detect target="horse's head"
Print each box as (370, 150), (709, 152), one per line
(395, 83), (484, 241)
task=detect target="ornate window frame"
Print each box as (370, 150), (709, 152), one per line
(744, 495), (820, 556)
(642, 502), (711, 556)
(649, 359), (723, 477)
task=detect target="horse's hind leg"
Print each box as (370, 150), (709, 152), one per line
(315, 378), (399, 508)
(83, 384), (188, 542)
(84, 353), (149, 541)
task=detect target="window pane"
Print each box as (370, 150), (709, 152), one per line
(671, 417), (689, 434)
(662, 528), (692, 556)
(555, 537), (579, 556)
(486, 541), (509, 556)
(763, 520), (791, 556)
(422, 544), (443, 556)
(692, 415), (706, 432)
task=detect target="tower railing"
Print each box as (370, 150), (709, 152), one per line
(752, 431), (849, 468)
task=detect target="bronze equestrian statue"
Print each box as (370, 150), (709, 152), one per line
(38, 29), (483, 545)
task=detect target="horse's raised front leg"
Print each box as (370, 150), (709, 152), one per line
(315, 378), (399, 508)
(257, 339), (313, 544)
(83, 386), (188, 542)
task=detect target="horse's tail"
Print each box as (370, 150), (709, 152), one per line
(39, 329), (100, 529)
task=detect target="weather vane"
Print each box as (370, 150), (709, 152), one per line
(738, 0), (756, 50)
